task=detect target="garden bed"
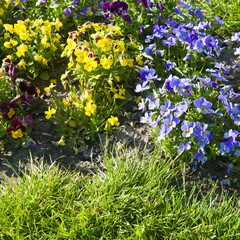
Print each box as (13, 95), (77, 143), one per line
(1, 48), (240, 198)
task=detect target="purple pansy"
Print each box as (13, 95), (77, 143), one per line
(63, 8), (73, 17)
(160, 99), (175, 117)
(194, 148), (207, 163)
(214, 16), (224, 27)
(194, 97), (214, 114)
(177, 141), (191, 155)
(181, 120), (195, 138)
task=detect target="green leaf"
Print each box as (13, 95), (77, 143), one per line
(50, 3), (59, 8)
(142, 52), (153, 60)
(40, 71), (50, 81)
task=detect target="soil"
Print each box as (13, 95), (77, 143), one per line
(1, 44), (240, 199)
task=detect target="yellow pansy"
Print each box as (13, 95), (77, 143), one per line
(34, 54), (43, 62)
(136, 55), (143, 65)
(42, 59), (48, 66)
(4, 0), (11, 8)
(14, 20), (27, 36)
(4, 39), (18, 48)
(97, 37), (113, 52)
(19, 32), (31, 41)
(100, 56), (113, 70)
(107, 116), (120, 126)
(44, 83), (56, 92)
(0, 8), (4, 16)
(75, 48), (89, 63)
(16, 44), (28, 57)
(7, 108), (15, 119)
(36, 87), (41, 97)
(111, 26), (123, 36)
(41, 35), (51, 48)
(4, 24), (14, 34)
(57, 136), (65, 146)
(66, 38), (77, 52)
(120, 56), (128, 66)
(127, 58), (134, 67)
(84, 102), (96, 116)
(42, 25), (51, 35)
(17, 60), (27, 69)
(114, 40), (125, 52)
(80, 90), (93, 102)
(54, 19), (63, 31)
(84, 56), (98, 72)
(13, 0), (21, 4)
(11, 129), (24, 139)
(45, 107), (56, 119)
(34, 19), (43, 27)
(114, 86), (125, 99)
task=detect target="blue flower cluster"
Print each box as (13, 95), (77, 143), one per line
(136, 1), (240, 169)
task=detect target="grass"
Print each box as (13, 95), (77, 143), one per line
(0, 147), (240, 239)
(195, 0), (240, 36)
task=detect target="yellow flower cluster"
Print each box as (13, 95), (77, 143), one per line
(61, 22), (135, 73)
(54, 21), (140, 142)
(62, 90), (97, 117)
(2, 18), (63, 73)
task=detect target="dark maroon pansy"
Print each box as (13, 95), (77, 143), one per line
(19, 80), (28, 92)
(27, 84), (36, 95)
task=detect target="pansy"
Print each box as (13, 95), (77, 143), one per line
(197, 136), (210, 147)
(157, 124), (167, 141)
(162, 36), (176, 46)
(234, 47), (240, 56)
(213, 16), (224, 27)
(24, 113), (33, 129)
(152, 25), (166, 39)
(194, 97), (214, 114)
(145, 44), (156, 56)
(174, 104), (188, 118)
(164, 60), (175, 71)
(194, 148), (207, 163)
(219, 141), (232, 155)
(177, 141), (191, 155)
(139, 66), (160, 83)
(45, 107), (56, 119)
(140, 112), (151, 123)
(6, 118), (26, 139)
(231, 32), (240, 42)
(63, 8), (72, 17)
(181, 120), (195, 138)
(163, 114), (179, 134)
(121, 14), (132, 23)
(160, 99), (175, 117)
(135, 83), (150, 93)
